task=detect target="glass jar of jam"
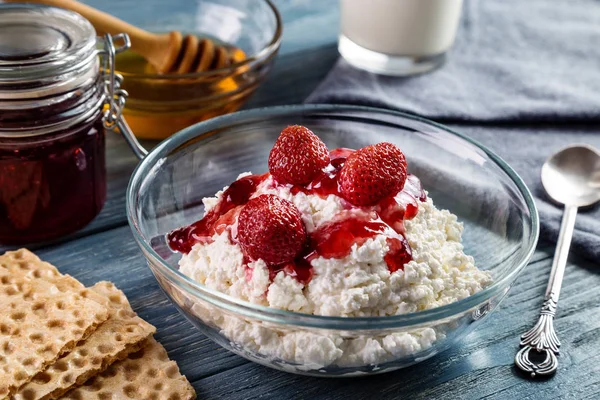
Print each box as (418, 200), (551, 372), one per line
(0, 4), (132, 244)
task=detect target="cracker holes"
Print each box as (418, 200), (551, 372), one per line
(77, 348), (88, 357)
(98, 344), (114, 354)
(56, 301), (66, 310)
(168, 394), (181, 400)
(76, 319), (86, 328)
(0, 323), (11, 335)
(67, 392), (83, 400)
(2, 341), (15, 355)
(153, 383), (163, 390)
(17, 261), (31, 269)
(21, 357), (36, 367)
(3, 287), (17, 296)
(115, 334), (124, 342)
(98, 392), (113, 400)
(61, 373), (74, 384)
(33, 302), (47, 317)
(147, 368), (158, 378)
(124, 364), (140, 381)
(10, 311), (26, 321)
(72, 310), (81, 318)
(36, 344), (55, 355)
(13, 369), (28, 381)
(123, 384), (139, 398)
(165, 365), (179, 379)
(29, 333), (44, 344)
(0, 275), (12, 284)
(47, 320), (64, 329)
(109, 294), (122, 304)
(20, 388), (36, 400)
(53, 360), (68, 372)
(32, 371), (52, 384)
(72, 357), (87, 368)
(22, 291), (35, 301)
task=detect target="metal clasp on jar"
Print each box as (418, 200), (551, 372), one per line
(98, 33), (148, 160)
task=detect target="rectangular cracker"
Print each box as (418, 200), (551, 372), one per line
(0, 250), (109, 399)
(62, 337), (196, 400)
(14, 281), (156, 400)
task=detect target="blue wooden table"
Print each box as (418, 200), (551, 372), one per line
(3, 1), (599, 399)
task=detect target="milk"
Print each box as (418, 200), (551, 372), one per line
(339, 0), (463, 75)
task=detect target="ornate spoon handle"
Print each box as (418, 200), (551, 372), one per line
(515, 204), (578, 377)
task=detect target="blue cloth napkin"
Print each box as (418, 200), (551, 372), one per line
(306, 0), (600, 261)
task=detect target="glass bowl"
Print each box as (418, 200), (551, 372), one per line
(127, 105), (539, 376)
(110, 0), (282, 139)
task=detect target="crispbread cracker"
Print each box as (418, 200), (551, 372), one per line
(62, 337), (196, 400)
(0, 251), (109, 399)
(15, 282), (156, 400)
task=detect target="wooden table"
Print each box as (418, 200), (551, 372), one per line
(3, 1), (599, 399)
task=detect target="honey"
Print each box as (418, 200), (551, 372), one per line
(115, 43), (249, 140)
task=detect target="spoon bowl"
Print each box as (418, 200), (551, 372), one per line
(541, 145), (600, 207)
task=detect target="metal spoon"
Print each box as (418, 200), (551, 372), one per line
(515, 144), (600, 377)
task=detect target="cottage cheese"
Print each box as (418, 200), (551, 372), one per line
(178, 173), (492, 369)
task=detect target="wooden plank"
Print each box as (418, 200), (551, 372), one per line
(29, 231), (600, 399)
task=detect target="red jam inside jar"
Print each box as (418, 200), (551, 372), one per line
(0, 4), (111, 244)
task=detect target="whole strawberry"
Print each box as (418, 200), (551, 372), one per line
(268, 125), (330, 185)
(237, 194), (307, 265)
(339, 142), (407, 206)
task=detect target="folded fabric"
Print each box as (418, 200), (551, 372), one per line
(307, 0), (600, 123)
(306, 0), (600, 261)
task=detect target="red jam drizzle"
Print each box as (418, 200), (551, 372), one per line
(268, 258), (313, 286)
(306, 216), (412, 273)
(168, 148), (426, 284)
(167, 173), (268, 253)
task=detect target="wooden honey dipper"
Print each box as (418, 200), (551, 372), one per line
(7, 0), (246, 73)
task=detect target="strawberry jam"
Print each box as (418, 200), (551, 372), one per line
(168, 174), (268, 253)
(0, 79), (107, 244)
(168, 148), (426, 283)
(0, 6), (122, 244)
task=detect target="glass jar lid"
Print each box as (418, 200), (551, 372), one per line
(0, 4), (97, 94)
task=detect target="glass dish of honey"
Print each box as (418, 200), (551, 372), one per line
(112, 0), (282, 140)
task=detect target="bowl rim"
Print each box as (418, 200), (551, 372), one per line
(126, 104), (540, 330)
(116, 0), (283, 80)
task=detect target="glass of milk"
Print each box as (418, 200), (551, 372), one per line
(339, 0), (463, 76)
